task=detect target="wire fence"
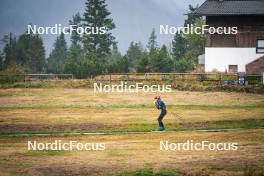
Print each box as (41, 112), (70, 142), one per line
(0, 74), (74, 82)
(94, 73), (263, 86)
(0, 73), (263, 86)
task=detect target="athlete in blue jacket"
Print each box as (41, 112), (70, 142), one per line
(154, 96), (167, 131)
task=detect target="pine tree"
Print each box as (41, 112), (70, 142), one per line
(64, 13), (84, 78)
(172, 33), (187, 71)
(0, 52), (3, 71)
(83, 0), (116, 58)
(69, 13), (82, 48)
(47, 33), (67, 73)
(3, 33), (18, 69)
(183, 19), (205, 72)
(171, 4), (205, 72)
(136, 52), (150, 73)
(17, 33), (45, 73)
(184, 5), (201, 26)
(149, 45), (173, 73)
(107, 43), (128, 73)
(146, 29), (160, 73)
(126, 42), (143, 71)
(64, 46), (83, 78)
(147, 29), (158, 54)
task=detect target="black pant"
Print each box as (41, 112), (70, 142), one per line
(157, 109), (167, 128)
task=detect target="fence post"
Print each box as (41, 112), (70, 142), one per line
(262, 72), (264, 85)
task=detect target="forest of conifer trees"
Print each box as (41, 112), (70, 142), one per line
(0, 1), (204, 79)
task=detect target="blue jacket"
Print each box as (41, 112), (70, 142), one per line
(156, 100), (166, 110)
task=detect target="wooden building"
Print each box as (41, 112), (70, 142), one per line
(194, 0), (264, 74)
(246, 56), (264, 75)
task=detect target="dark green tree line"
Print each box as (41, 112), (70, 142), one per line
(1, 32), (45, 73)
(1, 2), (205, 78)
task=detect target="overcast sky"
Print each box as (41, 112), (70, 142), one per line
(0, 0), (205, 56)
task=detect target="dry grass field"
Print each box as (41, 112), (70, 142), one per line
(0, 88), (264, 176)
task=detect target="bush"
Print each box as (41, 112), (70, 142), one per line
(0, 64), (25, 84)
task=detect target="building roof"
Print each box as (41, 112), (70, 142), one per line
(194, 0), (264, 16)
(247, 55), (264, 65)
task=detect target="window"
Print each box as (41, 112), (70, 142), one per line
(257, 39), (264, 53)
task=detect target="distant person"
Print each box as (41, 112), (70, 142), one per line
(154, 96), (167, 131)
